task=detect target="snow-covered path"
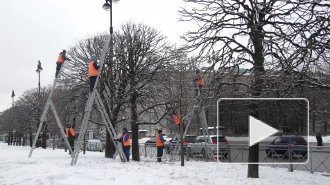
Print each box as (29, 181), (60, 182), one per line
(0, 143), (328, 185)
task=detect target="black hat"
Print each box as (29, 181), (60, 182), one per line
(158, 130), (162, 133)
(63, 50), (66, 53)
(122, 128), (128, 132)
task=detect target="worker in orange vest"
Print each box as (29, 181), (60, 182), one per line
(65, 124), (76, 154)
(172, 107), (185, 132)
(55, 50), (71, 78)
(156, 130), (166, 162)
(195, 69), (204, 96)
(172, 111), (180, 126)
(117, 128), (130, 161)
(88, 57), (100, 93)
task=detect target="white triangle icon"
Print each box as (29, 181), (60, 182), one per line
(249, 116), (279, 147)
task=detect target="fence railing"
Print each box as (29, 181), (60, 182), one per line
(139, 143), (330, 173)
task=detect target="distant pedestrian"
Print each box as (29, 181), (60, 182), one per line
(156, 130), (166, 162)
(316, 133), (323, 147)
(118, 128), (130, 162)
(88, 56), (100, 93)
(55, 50), (71, 78)
(65, 124), (76, 154)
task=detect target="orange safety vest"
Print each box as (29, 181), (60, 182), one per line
(156, 134), (164, 146)
(65, 128), (76, 138)
(173, 112), (180, 126)
(122, 133), (130, 146)
(57, 54), (65, 63)
(88, 61), (100, 76)
(197, 76), (204, 86)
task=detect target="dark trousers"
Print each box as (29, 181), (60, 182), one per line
(157, 146), (164, 162)
(90, 76), (97, 93)
(68, 139), (74, 153)
(195, 85), (202, 96)
(122, 146), (130, 161)
(55, 62), (62, 78)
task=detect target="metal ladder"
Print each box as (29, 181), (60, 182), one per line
(71, 35), (127, 166)
(28, 58), (73, 157)
(199, 106), (213, 161)
(169, 92), (211, 161)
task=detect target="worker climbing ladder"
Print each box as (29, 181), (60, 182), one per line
(71, 35), (127, 166)
(169, 92), (212, 161)
(28, 58), (73, 158)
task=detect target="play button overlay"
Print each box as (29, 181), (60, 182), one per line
(249, 116), (278, 147)
(217, 98), (309, 164)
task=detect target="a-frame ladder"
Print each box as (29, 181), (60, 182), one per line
(71, 35), (127, 166)
(28, 60), (73, 157)
(169, 92), (212, 161)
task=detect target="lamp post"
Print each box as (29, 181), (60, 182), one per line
(35, 61), (43, 148)
(11, 90), (15, 107)
(36, 61), (43, 95)
(103, 0), (119, 158)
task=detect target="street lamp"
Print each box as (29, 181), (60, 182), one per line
(103, 0), (120, 70)
(11, 90), (15, 107)
(36, 60), (43, 95)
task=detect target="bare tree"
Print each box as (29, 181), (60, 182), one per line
(179, 0), (330, 178)
(113, 22), (173, 161)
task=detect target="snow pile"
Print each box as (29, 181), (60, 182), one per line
(0, 143), (328, 185)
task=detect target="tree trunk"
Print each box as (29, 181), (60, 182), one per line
(131, 90), (140, 161)
(247, 10), (265, 178)
(248, 102), (260, 178)
(19, 132), (22, 146)
(42, 132), (47, 149)
(105, 130), (116, 158)
(29, 133), (32, 147)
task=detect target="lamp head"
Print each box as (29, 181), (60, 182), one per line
(103, 0), (120, 11)
(11, 90), (15, 98)
(103, 1), (111, 11)
(36, 60), (43, 72)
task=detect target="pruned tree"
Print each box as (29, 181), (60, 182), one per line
(113, 22), (173, 161)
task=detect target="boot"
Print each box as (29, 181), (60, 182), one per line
(157, 158), (161, 162)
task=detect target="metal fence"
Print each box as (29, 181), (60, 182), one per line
(139, 143), (330, 173)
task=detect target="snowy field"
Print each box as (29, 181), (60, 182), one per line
(0, 143), (329, 185)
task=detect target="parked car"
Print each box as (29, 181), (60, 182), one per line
(86, 139), (104, 152)
(164, 135), (197, 154)
(100, 138), (106, 148)
(266, 136), (308, 158)
(145, 136), (156, 145)
(187, 135), (229, 158)
(57, 138), (65, 149)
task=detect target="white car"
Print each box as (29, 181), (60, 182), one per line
(86, 139), (104, 152)
(187, 135), (229, 158)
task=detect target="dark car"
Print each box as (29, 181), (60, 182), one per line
(164, 135), (197, 154)
(266, 136), (308, 158)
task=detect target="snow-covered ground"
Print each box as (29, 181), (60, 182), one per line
(0, 143), (329, 185)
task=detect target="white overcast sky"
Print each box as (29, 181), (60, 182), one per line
(0, 0), (194, 112)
